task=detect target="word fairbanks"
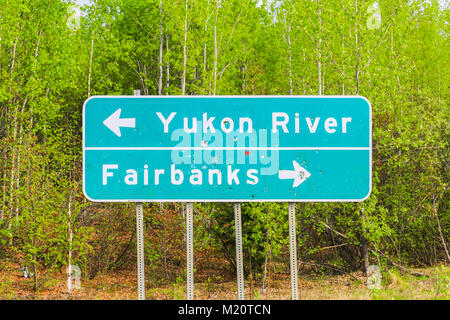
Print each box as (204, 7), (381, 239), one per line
(103, 164), (259, 186)
(157, 112), (352, 134)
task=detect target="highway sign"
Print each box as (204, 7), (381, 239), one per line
(83, 96), (371, 202)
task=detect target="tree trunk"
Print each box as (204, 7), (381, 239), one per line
(181, 0), (188, 95)
(354, 0), (360, 95)
(87, 2), (98, 97)
(13, 98), (28, 226)
(6, 32), (20, 230)
(7, 100), (20, 244)
(87, 32), (95, 97)
(1, 163), (7, 220)
(203, 0), (210, 79)
(213, 0), (218, 95)
(353, 0), (368, 274)
(318, 38), (322, 95)
(10, 35), (18, 75)
(287, 21), (293, 95)
(158, 0), (163, 95)
(32, 235), (38, 292)
(433, 196), (450, 262)
(67, 189), (74, 292)
(360, 207), (369, 274)
(166, 35), (170, 92)
(0, 31), (2, 71)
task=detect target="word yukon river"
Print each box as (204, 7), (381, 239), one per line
(83, 96), (372, 202)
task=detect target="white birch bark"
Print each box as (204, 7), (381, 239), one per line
(181, 0), (188, 96)
(87, 31), (95, 97)
(87, 2), (98, 98)
(213, 0), (218, 95)
(158, 0), (163, 95)
(7, 34), (20, 242)
(67, 189), (73, 292)
(166, 35), (170, 92)
(286, 21), (293, 95)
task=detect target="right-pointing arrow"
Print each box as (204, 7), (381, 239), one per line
(103, 108), (136, 137)
(278, 160), (311, 188)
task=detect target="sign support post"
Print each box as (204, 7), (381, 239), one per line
(186, 202), (194, 300)
(134, 89), (145, 300)
(288, 202), (298, 300)
(234, 203), (245, 300)
(136, 202), (145, 300)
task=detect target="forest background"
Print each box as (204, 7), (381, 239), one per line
(0, 0), (448, 299)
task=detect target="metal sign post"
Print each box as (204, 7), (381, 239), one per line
(136, 202), (145, 300)
(234, 203), (245, 300)
(134, 89), (145, 300)
(288, 202), (298, 300)
(186, 202), (194, 300)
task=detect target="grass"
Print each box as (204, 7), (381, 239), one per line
(0, 260), (448, 300)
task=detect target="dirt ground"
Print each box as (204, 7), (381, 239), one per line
(0, 261), (448, 300)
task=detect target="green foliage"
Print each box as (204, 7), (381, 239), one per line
(206, 202), (288, 275)
(0, 277), (15, 300)
(0, 0), (448, 293)
(433, 265), (450, 299)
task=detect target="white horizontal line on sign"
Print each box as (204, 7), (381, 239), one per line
(85, 147), (370, 151)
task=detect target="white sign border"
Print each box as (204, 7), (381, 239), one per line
(82, 95), (372, 203)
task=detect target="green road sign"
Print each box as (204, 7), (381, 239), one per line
(83, 96), (371, 202)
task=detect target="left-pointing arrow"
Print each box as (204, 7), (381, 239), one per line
(103, 108), (136, 137)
